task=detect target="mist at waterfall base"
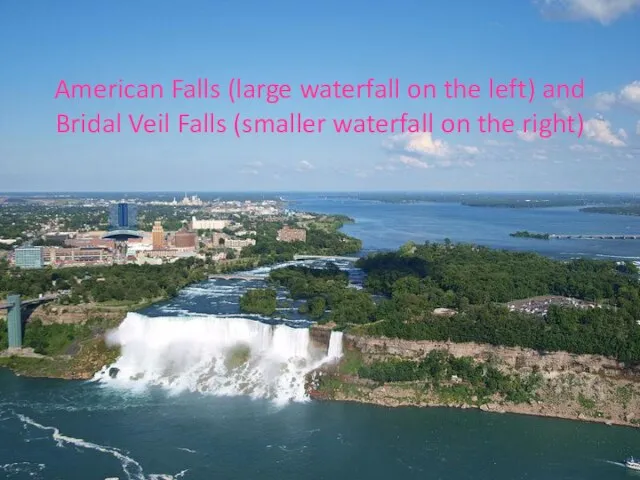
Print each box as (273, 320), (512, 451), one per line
(2, 200), (640, 479)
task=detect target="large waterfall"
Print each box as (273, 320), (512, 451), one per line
(95, 312), (343, 405)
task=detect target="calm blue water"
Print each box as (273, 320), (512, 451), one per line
(290, 197), (640, 260)
(1, 198), (639, 480)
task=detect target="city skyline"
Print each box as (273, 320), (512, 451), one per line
(1, 0), (639, 192)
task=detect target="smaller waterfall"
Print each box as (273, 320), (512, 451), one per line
(327, 331), (344, 359)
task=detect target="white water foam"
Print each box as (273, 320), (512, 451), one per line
(0, 462), (45, 479)
(95, 313), (341, 405)
(16, 414), (185, 480)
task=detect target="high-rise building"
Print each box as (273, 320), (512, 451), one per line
(109, 203), (138, 230)
(152, 221), (165, 250)
(14, 246), (44, 269)
(103, 202), (142, 264)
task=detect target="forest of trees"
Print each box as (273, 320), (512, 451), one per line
(0, 257), (208, 303)
(241, 220), (361, 260)
(239, 288), (277, 315)
(356, 243), (640, 364)
(0, 317), (118, 355)
(268, 265), (376, 324)
(580, 205), (640, 216)
(509, 231), (550, 240)
(267, 242), (640, 364)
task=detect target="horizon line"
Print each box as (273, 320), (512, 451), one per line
(1, 190), (640, 195)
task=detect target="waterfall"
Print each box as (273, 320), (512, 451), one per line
(95, 312), (335, 404)
(327, 331), (344, 360)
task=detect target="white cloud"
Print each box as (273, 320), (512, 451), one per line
(536, 0), (640, 24)
(383, 132), (480, 171)
(386, 132), (482, 158)
(374, 164), (397, 171)
(460, 146), (480, 154)
(592, 80), (640, 110)
(239, 168), (259, 175)
(248, 161), (263, 167)
(393, 155), (431, 169)
(584, 118), (626, 146)
(516, 130), (538, 142)
(484, 139), (510, 147)
(570, 143), (599, 152)
(296, 160), (315, 172)
(619, 128), (629, 139)
(533, 150), (548, 160)
(593, 92), (617, 111)
(620, 81), (640, 104)
(553, 100), (572, 116)
(387, 132), (450, 157)
(637, 120), (640, 135)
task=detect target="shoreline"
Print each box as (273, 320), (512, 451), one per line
(4, 241), (640, 430)
(308, 392), (639, 430)
(306, 372), (640, 429)
(306, 327), (640, 430)
(3, 324), (640, 430)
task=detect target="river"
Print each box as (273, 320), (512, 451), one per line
(1, 197), (639, 479)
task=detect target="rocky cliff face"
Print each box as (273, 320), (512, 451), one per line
(309, 324), (334, 350)
(28, 303), (127, 325)
(307, 331), (640, 428)
(344, 334), (640, 379)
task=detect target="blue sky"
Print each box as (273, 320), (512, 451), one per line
(0, 0), (639, 192)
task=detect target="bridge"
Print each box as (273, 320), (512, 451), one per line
(208, 274), (265, 281)
(293, 255), (360, 262)
(0, 294), (59, 310)
(549, 234), (640, 240)
(0, 294), (58, 349)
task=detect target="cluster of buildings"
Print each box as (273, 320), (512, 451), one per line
(9, 204), (309, 269)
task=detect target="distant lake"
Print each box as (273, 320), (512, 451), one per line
(290, 196), (640, 260)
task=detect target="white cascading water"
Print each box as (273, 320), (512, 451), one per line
(327, 331), (344, 360)
(95, 312), (344, 405)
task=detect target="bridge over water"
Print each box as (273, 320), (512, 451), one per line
(293, 255), (361, 262)
(549, 234), (640, 240)
(208, 274), (265, 281)
(0, 294), (58, 349)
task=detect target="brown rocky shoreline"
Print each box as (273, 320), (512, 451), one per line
(306, 326), (640, 429)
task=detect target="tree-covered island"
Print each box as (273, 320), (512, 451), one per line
(290, 242), (640, 425)
(264, 242), (640, 364)
(509, 231), (550, 240)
